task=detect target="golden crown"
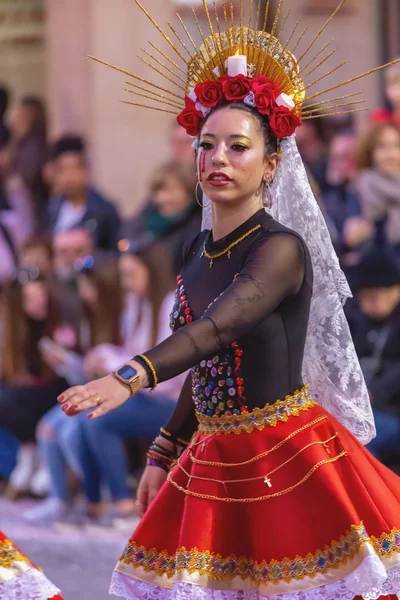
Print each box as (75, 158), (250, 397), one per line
(90, 0), (399, 131)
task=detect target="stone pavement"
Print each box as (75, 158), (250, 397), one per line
(0, 497), (138, 600)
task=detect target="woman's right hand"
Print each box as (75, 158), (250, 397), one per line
(136, 465), (168, 516)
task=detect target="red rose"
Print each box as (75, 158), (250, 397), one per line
(269, 106), (301, 139)
(251, 75), (270, 87)
(221, 74), (252, 101)
(176, 97), (203, 136)
(253, 81), (281, 115)
(195, 80), (223, 108)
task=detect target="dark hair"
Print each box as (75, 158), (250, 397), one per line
(123, 242), (176, 346)
(356, 121), (400, 170)
(20, 96), (47, 139)
(0, 124), (10, 150)
(200, 102), (278, 156)
(1, 278), (60, 384)
(0, 86), (9, 120)
(149, 160), (196, 198)
(51, 134), (87, 163)
(78, 259), (123, 348)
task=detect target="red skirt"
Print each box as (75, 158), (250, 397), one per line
(0, 530), (63, 599)
(111, 387), (400, 600)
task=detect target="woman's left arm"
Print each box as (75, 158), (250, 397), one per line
(59, 233), (304, 417)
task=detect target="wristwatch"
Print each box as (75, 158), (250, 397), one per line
(113, 364), (141, 396)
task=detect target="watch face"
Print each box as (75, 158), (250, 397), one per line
(117, 364), (137, 381)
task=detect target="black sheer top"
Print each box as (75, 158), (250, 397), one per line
(135, 209), (313, 440)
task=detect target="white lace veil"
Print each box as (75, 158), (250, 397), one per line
(201, 135), (375, 445)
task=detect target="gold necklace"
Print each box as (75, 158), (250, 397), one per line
(201, 224), (262, 268)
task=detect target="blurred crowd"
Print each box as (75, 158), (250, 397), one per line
(0, 60), (399, 530)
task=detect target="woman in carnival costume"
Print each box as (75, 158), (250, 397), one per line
(0, 530), (63, 599)
(59, 0), (400, 598)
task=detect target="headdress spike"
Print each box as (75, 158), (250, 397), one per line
(297, 0), (347, 64)
(148, 42), (187, 76)
(133, 0), (188, 63)
(302, 107), (367, 120)
(303, 60), (348, 92)
(125, 88), (182, 109)
(88, 55), (182, 99)
(137, 55), (186, 91)
(301, 46), (339, 81)
(305, 58), (400, 103)
(121, 100), (178, 115)
(141, 48), (186, 84)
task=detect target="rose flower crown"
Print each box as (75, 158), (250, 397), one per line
(90, 0), (399, 140)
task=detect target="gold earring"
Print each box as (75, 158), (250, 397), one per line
(196, 182), (211, 208)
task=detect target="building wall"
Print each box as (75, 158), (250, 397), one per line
(0, 0), (46, 104)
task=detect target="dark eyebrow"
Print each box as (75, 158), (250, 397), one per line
(200, 134), (252, 141)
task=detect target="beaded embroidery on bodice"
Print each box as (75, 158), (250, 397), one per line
(170, 275), (248, 417)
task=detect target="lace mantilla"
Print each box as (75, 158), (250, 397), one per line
(0, 567), (61, 600)
(201, 135), (375, 445)
(110, 558), (400, 600)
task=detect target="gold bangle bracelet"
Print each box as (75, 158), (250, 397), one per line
(137, 354), (158, 391)
(160, 427), (172, 438)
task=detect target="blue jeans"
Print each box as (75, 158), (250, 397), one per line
(37, 406), (100, 501)
(367, 409), (400, 459)
(39, 394), (175, 503)
(0, 425), (20, 478)
(69, 393), (176, 503)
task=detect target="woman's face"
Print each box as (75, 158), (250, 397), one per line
(9, 104), (32, 139)
(197, 107), (276, 207)
(372, 126), (400, 176)
(118, 254), (149, 297)
(22, 281), (49, 321)
(154, 175), (190, 218)
(77, 275), (98, 307)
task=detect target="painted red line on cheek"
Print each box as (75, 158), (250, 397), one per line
(200, 151), (206, 181)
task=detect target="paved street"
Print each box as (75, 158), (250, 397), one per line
(0, 498), (135, 600)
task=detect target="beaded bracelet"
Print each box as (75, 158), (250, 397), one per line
(135, 354), (158, 391)
(159, 428), (190, 449)
(147, 457), (169, 472)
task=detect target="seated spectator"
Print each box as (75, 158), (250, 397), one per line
(295, 118), (328, 193)
(0, 272), (67, 492)
(28, 244), (181, 525)
(51, 227), (96, 332)
(323, 131), (360, 238)
(121, 161), (200, 273)
(169, 121), (196, 168)
(0, 127), (35, 282)
(25, 258), (123, 521)
(356, 122), (400, 262)
(371, 60), (400, 125)
(53, 227), (94, 283)
(347, 248), (400, 463)
(20, 237), (53, 277)
(8, 96), (48, 220)
(45, 135), (121, 251)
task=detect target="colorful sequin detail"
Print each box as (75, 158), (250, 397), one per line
(119, 524), (400, 584)
(0, 538), (26, 569)
(169, 275), (193, 332)
(170, 274), (249, 417)
(191, 340), (248, 417)
(196, 386), (316, 434)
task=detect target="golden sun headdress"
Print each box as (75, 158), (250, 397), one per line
(90, 0), (399, 139)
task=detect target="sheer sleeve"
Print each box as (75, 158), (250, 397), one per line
(163, 372), (198, 441)
(137, 233), (305, 384)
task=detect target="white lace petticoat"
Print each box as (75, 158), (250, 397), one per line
(109, 555), (400, 600)
(0, 567), (61, 600)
